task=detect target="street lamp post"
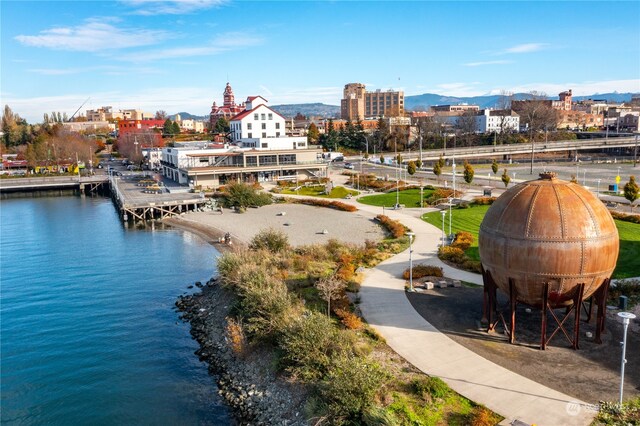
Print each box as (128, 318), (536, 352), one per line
(618, 312), (636, 406)
(395, 139), (400, 208)
(440, 210), (446, 246)
(448, 196), (453, 237)
(407, 232), (415, 292)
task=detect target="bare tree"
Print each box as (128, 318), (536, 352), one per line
(456, 110), (477, 146)
(316, 275), (346, 316)
(155, 110), (168, 120)
(495, 90), (514, 143)
(512, 91), (559, 174)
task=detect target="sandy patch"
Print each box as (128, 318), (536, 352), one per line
(165, 203), (386, 247)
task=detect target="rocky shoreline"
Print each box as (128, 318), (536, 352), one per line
(175, 278), (309, 425)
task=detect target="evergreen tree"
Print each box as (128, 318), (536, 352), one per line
(379, 154), (385, 165)
(163, 119), (173, 136)
(501, 169), (511, 187)
(407, 161), (416, 176)
(214, 117), (230, 134)
(491, 159), (499, 175)
(307, 122), (319, 144)
(433, 161), (442, 181)
(463, 160), (474, 185)
(438, 155), (445, 168)
(624, 176), (639, 211)
(415, 159), (423, 169)
(172, 121), (181, 135)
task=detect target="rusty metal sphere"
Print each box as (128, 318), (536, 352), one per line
(479, 172), (619, 308)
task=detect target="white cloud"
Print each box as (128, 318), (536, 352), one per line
(464, 60), (512, 67)
(124, 0), (227, 15)
(503, 43), (548, 54)
(118, 33), (263, 62)
(15, 19), (169, 52)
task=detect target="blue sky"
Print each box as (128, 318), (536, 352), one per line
(2, 0), (639, 123)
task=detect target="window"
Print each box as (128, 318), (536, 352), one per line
(247, 123), (252, 130)
(268, 113), (273, 120)
(275, 123), (280, 129)
(261, 113), (266, 120)
(297, 142), (305, 147)
(276, 132), (280, 137)
(254, 113), (258, 120)
(262, 132), (267, 138)
(248, 132), (252, 138)
(262, 123), (266, 130)
(261, 143), (268, 148)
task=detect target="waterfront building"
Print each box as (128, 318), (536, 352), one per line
(162, 95), (326, 188)
(160, 144), (327, 188)
(229, 96), (308, 150)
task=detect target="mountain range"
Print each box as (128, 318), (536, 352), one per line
(172, 92), (637, 120)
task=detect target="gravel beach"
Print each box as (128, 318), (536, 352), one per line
(165, 202), (386, 247)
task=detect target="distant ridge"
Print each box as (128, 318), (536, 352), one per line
(405, 92), (638, 111)
(170, 92), (637, 120)
(270, 103), (339, 118)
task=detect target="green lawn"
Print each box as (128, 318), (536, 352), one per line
(278, 185), (358, 199)
(358, 188), (435, 208)
(422, 204), (640, 279)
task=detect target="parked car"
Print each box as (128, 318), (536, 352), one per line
(344, 163), (354, 169)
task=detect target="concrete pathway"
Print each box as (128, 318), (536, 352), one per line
(350, 202), (597, 425)
(273, 181), (600, 424)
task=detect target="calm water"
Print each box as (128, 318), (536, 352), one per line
(0, 196), (231, 425)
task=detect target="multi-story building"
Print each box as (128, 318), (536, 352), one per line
(175, 115), (205, 133)
(340, 83), (366, 121)
(209, 82), (246, 128)
(340, 83), (404, 120)
(475, 109), (520, 133)
(160, 143), (326, 187)
(431, 104), (480, 113)
(365, 89), (404, 119)
(117, 119), (165, 147)
(86, 106), (151, 121)
(229, 96), (308, 150)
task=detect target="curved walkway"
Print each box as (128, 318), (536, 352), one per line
(272, 186), (596, 424)
(350, 203), (596, 425)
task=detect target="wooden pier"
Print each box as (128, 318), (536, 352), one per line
(109, 174), (206, 222)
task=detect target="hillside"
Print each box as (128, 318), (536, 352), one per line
(169, 92), (637, 121)
(405, 92), (638, 111)
(270, 103), (339, 118)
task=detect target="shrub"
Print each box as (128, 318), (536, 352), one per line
(402, 264), (443, 280)
(610, 211), (640, 224)
(438, 246), (466, 263)
(412, 377), (450, 400)
(473, 196), (496, 205)
(335, 308), (363, 330)
(221, 182), (272, 211)
(469, 406), (502, 426)
(279, 312), (351, 382)
(249, 228), (290, 253)
(291, 198), (358, 212)
(451, 231), (474, 251)
(225, 317), (247, 357)
(320, 355), (387, 421)
(375, 215), (406, 238)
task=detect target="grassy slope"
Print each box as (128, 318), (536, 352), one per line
(422, 205), (640, 279)
(279, 185), (358, 198)
(358, 188), (435, 208)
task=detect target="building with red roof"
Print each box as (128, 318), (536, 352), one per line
(209, 82), (246, 128)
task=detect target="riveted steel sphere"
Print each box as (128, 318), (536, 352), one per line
(479, 172), (619, 308)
